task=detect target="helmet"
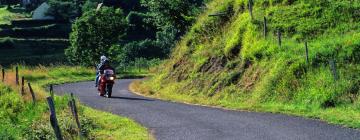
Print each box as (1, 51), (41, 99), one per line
(103, 59), (110, 65)
(100, 55), (107, 63)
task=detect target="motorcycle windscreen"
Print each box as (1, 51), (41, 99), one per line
(104, 69), (114, 75)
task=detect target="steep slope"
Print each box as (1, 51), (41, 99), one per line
(135, 0), (360, 128)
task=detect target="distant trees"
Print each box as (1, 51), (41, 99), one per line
(65, 0), (206, 67)
(140, 0), (204, 55)
(47, 0), (84, 20)
(141, 0), (203, 36)
(65, 7), (127, 66)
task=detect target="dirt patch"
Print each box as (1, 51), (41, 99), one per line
(169, 58), (191, 82)
(199, 57), (227, 73)
(238, 63), (262, 91)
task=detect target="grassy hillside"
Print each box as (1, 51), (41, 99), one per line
(134, 0), (360, 128)
(0, 66), (151, 139)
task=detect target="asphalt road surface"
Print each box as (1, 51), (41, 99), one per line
(54, 79), (360, 140)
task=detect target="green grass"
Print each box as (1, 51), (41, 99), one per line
(0, 66), (151, 139)
(0, 6), (28, 25)
(133, 0), (360, 129)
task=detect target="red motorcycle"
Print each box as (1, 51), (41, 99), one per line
(98, 69), (116, 98)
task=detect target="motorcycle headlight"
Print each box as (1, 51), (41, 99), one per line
(109, 77), (115, 80)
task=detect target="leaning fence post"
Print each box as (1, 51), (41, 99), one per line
(2, 68), (4, 82)
(47, 97), (63, 140)
(248, 0), (253, 20)
(263, 17), (267, 38)
(305, 42), (309, 65)
(21, 76), (25, 95)
(15, 66), (19, 85)
(329, 59), (338, 81)
(69, 93), (83, 138)
(28, 83), (36, 105)
(277, 29), (282, 47)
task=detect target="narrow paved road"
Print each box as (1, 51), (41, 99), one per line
(54, 79), (360, 140)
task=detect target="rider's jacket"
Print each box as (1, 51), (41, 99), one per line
(96, 61), (106, 74)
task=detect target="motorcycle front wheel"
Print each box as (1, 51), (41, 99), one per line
(105, 84), (113, 98)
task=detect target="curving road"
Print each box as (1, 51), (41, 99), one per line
(54, 79), (360, 140)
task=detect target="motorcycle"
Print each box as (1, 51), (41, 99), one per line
(98, 69), (116, 98)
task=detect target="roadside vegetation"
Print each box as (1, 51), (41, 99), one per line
(133, 0), (360, 128)
(0, 65), (151, 139)
(0, 6), (28, 25)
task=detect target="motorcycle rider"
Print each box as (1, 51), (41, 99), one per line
(95, 55), (108, 87)
(98, 59), (115, 76)
(97, 57), (116, 97)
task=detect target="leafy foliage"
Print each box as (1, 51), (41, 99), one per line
(47, 0), (80, 20)
(66, 7), (127, 66)
(141, 0), (204, 36)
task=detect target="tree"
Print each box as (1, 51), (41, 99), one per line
(140, 0), (205, 57)
(47, 0), (81, 20)
(141, 0), (203, 36)
(65, 7), (127, 66)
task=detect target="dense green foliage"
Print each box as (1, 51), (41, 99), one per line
(66, 7), (127, 66)
(65, 0), (206, 67)
(47, 0), (80, 20)
(141, 0), (204, 35)
(136, 0), (360, 128)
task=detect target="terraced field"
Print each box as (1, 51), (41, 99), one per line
(0, 6), (71, 66)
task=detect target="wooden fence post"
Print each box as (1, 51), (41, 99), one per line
(277, 29), (282, 47)
(329, 59), (338, 81)
(50, 84), (54, 99)
(248, 0), (253, 20)
(263, 17), (267, 38)
(47, 97), (63, 140)
(21, 76), (25, 95)
(69, 93), (83, 138)
(28, 83), (36, 105)
(15, 66), (19, 85)
(305, 42), (309, 65)
(2, 68), (4, 82)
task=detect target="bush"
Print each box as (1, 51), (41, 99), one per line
(109, 39), (164, 66)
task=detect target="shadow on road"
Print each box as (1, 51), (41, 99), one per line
(110, 96), (154, 101)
